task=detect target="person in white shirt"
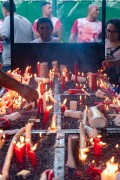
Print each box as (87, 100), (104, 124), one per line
(69, 4), (102, 43)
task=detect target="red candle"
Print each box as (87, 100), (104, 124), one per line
(74, 63), (78, 83)
(20, 144), (25, 157)
(37, 62), (40, 77)
(43, 109), (50, 128)
(94, 139), (102, 156)
(28, 149), (36, 166)
(68, 89), (83, 94)
(49, 79), (53, 88)
(38, 97), (43, 113)
(14, 144), (23, 163)
(61, 104), (67, 112)
(45, 169), (54, 180)
(62, 74), (65, 91)
(26, 141), (31, 153)
(75, 83), (79, 89)
(40, 82), (45, 95)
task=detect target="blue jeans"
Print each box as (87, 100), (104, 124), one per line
(2, 65), (11, 73)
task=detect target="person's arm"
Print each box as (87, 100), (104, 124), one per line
(0, 16), (10, 41)
(69, 20), (78, 43)
(52, 19), (62, 40)
(33, 20), (40, 39)
(0, 69), (38, 102)
(102, 59), (120, 70)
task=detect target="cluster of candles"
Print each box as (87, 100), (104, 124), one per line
(78, 135), (120, 180)
(13, 123), (37, 166)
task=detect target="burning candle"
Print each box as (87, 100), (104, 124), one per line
(81, 72), (84, 77)
(20, 136), (25, 157)
(62, 72), (65, 91)
(14, 142), (23, 163)
(101, 157), (118, 180)
(80, 95), (82, 104)
(40, 82), (45, 95)
(39, 132), (42, 141)
(43, 105), (53, 129)
(50, 114), (57, 130)
(79, 148), (89, 162)
(74, 63), (78, 83)
(94, 136), (105, 156)
(25, 139), (31, 153)
(61, 98), (67, 112)
(28, 144), (37, 167)
(94, 141), (102, 156)
(37, 62), (40, 77)
(49, 78), (53, 88)
(38, 97), (43, 114)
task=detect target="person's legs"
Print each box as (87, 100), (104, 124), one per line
(2, 65), (11, 73)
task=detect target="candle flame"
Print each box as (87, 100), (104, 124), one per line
(82, 72), (84, 76)
(103, 156), (118, 174)
(105, 105), (109, 111)
(90, 138), (93, 143)
(47, 105), (53, 111)
(51, 114), (57, 129)
(116, 144), (119, 149)
(31, 143), (38, 151)
(92, 160), (95, 164)
(39, 132), (42, 138)
(85, 105), (88, 110)
(0, 130), (3, 133)
(99, 141), (106, 146)
(20, 136), (24, 144)
(63, 98), (67, 105)
(79, 148), (89, 162)
(3, 134), (5, 139)
(97, 135), (102, 139)
(80, 95), (82, 101)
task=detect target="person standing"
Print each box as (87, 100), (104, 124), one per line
(69, 4), (102, 43)
(33, 1), (62, 40)
(102, 19), (120, 85)
(0, 1), (35, 72)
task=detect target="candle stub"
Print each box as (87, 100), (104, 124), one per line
(70, 101), (77, 111)
(16, 170), (31, 179)
(64, 110), (83, 119)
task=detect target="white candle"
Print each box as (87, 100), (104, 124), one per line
(64, 110), (83, 119)
(25, 123), (34, 142)
(70, 101), (77, 111)
(50, 114), (57, 130)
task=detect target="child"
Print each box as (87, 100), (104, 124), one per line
(31, 18), (61, 43)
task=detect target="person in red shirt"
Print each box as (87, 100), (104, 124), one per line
(69, 4), (102, 43)
(33, 1), (62, 40)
